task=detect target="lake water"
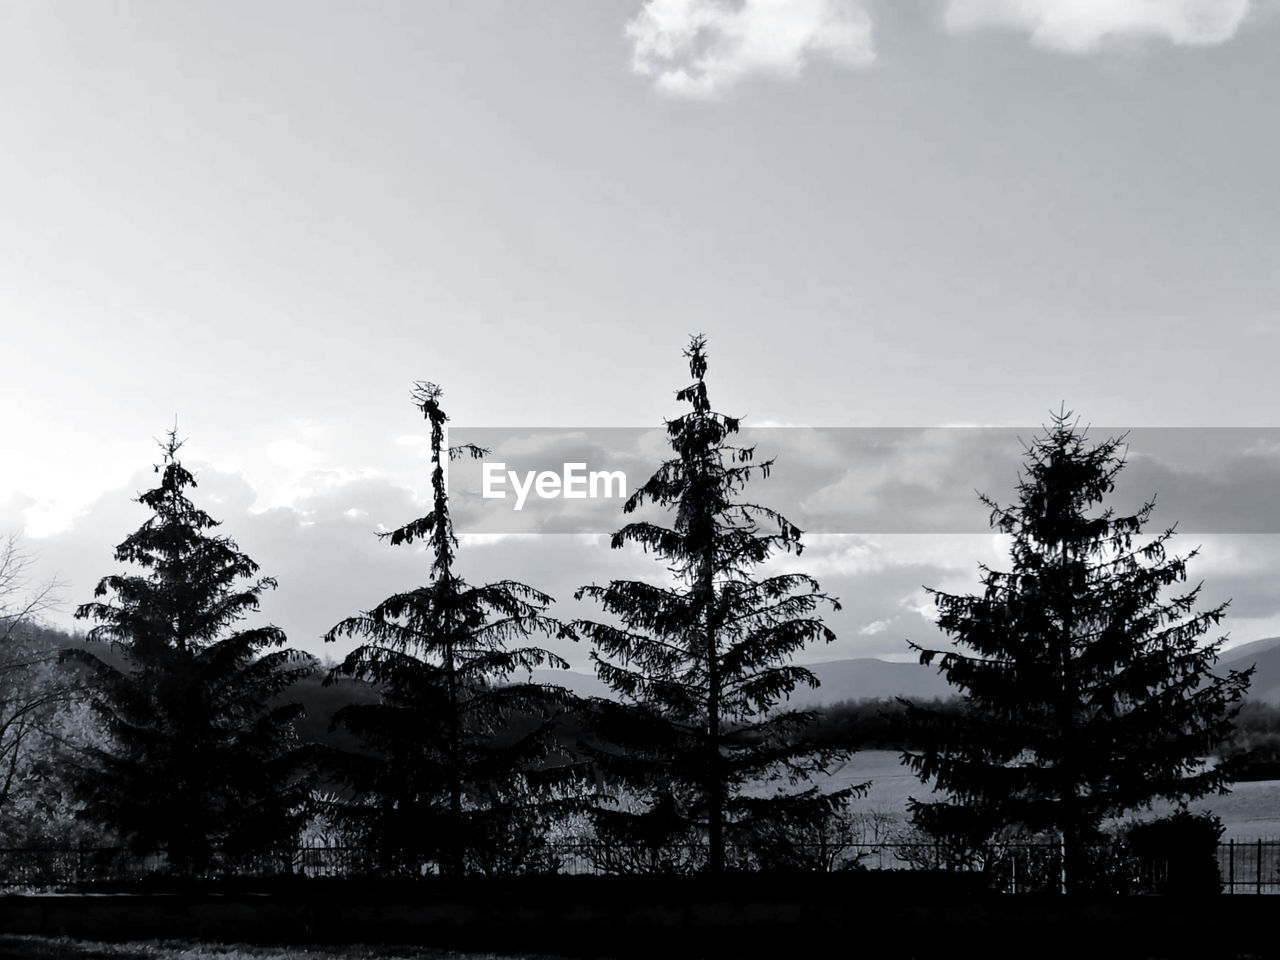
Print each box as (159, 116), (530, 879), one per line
(811, 750), (1280, 840)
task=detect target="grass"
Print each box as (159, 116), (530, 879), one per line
(0, 938), (575, 960)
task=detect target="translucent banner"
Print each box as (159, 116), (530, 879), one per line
(444, 427), (1280, 535)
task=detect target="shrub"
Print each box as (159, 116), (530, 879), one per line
(1125, 811), (1225, 895)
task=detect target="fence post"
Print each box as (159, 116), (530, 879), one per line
(1257, 840), (1263, 896)
(1228, 839), (1234, 894)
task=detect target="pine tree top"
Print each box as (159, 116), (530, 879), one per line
(987, 408), (1151, 553)
(324, 381), (572, 671)
(612, 334), (803, 584)
(581, 340), (844, 699)
(75, 427), (279, 655)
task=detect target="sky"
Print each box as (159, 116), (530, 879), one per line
(3, 0), (1280, 672)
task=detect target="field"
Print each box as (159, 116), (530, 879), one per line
(822, 750), (1280, 839)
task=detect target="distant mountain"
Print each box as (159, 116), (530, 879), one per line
(531, 657), (955, 707)
(1220, 636), (1280, 667)
(786, 658), (955, 706)
(533, 642), (1280, 708)
(1221, 637), (1280, 705)
(528, 668), (613, 701)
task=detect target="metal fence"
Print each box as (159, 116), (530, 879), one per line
(1219, 838), (1280, 894)
(2, 839), (1277, 893)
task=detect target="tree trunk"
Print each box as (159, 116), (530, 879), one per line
(704, 542), (723, 876)
(445, 635), (464, 878)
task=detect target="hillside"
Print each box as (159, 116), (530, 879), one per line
(532, 641), (1280, 708)
(1221, 637), (1280, 705)
(532, 656), (954, 707)
(793, 658), (955, 706)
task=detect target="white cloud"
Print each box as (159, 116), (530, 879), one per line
(943, 0), (1254, 53)
(265, 439), (325, 471)
(627, 0), (875, 99)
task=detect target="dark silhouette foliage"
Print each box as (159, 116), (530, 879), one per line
(70, 430), (314, 874)
(903, 411), (1253, 891)
(323, 383), (577, 877)
(1215, 700), (1280, 780)
(1125, 811), (1225, 895)
(802, 697), (964, 751)
(575, 335), (859, 875)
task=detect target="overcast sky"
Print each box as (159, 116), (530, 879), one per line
(4, 1), (1280, 671)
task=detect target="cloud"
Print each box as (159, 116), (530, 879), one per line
(942, 0), (1254, 53)
(626, 0), (875, 99)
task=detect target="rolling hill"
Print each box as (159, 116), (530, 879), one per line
(1221, 637), (1280, 705)
(530, 656), (955, 706)
(529, 638), (1280, 708)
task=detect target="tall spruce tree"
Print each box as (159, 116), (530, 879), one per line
(903, 411), (1253, 892)
(575, 335), (856, 875)
(323, 382), (575, 878)
(71, 430), (314, 874)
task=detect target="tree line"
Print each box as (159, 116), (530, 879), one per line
(0, 335), (1255, 892)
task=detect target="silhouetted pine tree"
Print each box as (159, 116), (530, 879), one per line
(71, 430), (314, 875)
(324, 383), (575, 878)
(903, 411), (1254, 892)
(575, 335), (857, 875)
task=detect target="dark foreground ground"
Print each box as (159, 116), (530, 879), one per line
(2, 876), (1279, 960)
(0, 933), (1275, 960)
(0, 937), (565, 960)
